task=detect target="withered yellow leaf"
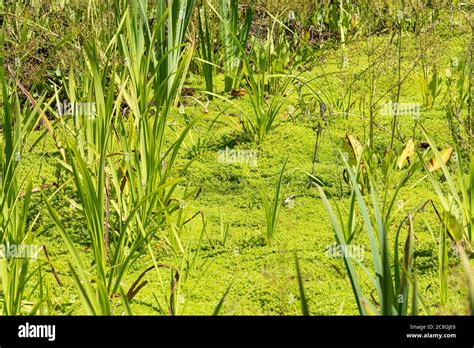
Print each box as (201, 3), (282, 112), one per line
(427, 146), (453, 172)
(343, 133), (363, 167)
(397, 139), (416, 169)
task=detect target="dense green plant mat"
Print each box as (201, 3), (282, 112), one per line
(0, 0), (473, 315)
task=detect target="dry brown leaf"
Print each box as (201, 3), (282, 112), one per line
(230, 89), (246, 97)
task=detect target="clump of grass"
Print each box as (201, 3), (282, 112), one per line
(219, 208), (230, 246)
(197, 0), (215, 96)
(218, 0), (253, 92)
(418, 125), (472, 244)
(0, 43), (42, 315)
(318, 148), (421, 315)
(260, 160), (287, 245)
(42, 0), (199, 314)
